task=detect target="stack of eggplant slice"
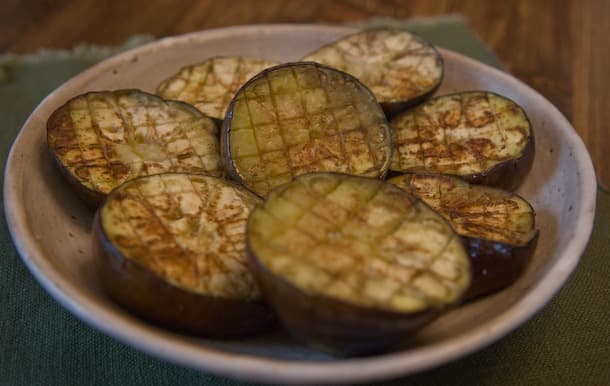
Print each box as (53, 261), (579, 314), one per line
(46, 28), (537, 356)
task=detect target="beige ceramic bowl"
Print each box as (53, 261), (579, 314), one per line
(3, 25), (597, 385)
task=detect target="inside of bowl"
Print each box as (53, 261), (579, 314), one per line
(12, 27), (585, 361)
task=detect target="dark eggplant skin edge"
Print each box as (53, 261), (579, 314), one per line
(380, 75), (442, 119)
(246, 242), (441, 356)
(47, 89), (221, 207)
(301, 27), (445, 119)
(220, 97), (242, 191)
(379, 33), (444, 118)
(244, 173), (471, 356)
(388, 171), (539, 299)
(462, 126), (535, 191)
(91, 209), (275, 339)
(221, 62), (393, 197)
(464, 231), (539, 300)
(390, 91), (535, 191)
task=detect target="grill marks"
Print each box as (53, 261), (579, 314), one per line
(389, 173), (537, 246)
(101, 174), (261, 299)
(47, 90), (221, 196)
(391, 92), (531, 176)
(225, 63), (392, 197)
(248, 174), (471, 312)
(303, 28), (443, 106)
(157, 56), (278, 120)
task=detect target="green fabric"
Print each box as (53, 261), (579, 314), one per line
(1, 16), (608, 385)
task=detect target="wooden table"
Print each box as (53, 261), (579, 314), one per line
(2, 0), (607, 188)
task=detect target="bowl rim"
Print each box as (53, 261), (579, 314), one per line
(3, 24), (598, 385)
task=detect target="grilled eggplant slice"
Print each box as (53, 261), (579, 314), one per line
(222, 62), (392, 197)
(157, 56), (278, 122)
(390, 91), (534, 191)
(92, 173), (273, 337)
(47, 90), (222, 206)
(389, 173), (538, 299)
(247, 173), (471, 355)
(302, 28), (443, 116)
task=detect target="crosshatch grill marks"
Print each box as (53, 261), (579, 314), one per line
(226, 63), (391, 197)
(390, 91), (531, 176)
(161, 106), (208, 172)
(389, 174), (537, 246)
(264, 68), (296, 184)
(75, 94), (99, 190)
(101, 174), (261, 299)
(290, 66), (326, 174)
(248, 174), (471, 311)
(158, 57), (278, 120)
(313, 67), (351, 174)
(241, 76), (274, 194)
(486, 92), (509, 156)
(136, 177), (201, 286)
(302, 29), (443, 106)
(47, 90), (222, 199)
(217, 58), (241, 119)
(346, 81), (378, 172)
(108, 93), (134, 175)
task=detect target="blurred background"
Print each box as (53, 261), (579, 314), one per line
(1, 0), (607, 188)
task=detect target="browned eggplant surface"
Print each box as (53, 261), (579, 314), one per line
(247, 173), (470, 354)
(157, 56), (278, 121)
(390, 91), (534, 190)
(222, 62), (392, 197)
(47, 90), (221, 205)
(389, 173), (538, 299)
(93, 173), (273, 337)
(303, 28), (443, 115)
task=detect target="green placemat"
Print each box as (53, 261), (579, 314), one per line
(1, 16), (609, 386)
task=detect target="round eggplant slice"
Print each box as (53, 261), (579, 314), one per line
(390, 91), (534, 191)
(302, 28), (443, 116)
(389, 173), (538, 299)
(222, 62), (392, 197)
(157, 56), (278, 122)
(247, 173), (471, 355)
(47, 90), (222, 206)
(92, 173), (273, 337)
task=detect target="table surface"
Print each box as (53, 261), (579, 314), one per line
(2, 0), (607, 189)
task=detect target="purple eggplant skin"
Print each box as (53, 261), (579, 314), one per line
(220, 100), (241, 190)
(220, 61), (392, 196)
(380, 77), (442, 119)
(302, 28), (445, 119)
(380, 55), (444, 119)
(91, 210), (275, 339)
(463, 232), (539, 300)
(462, 131), (535, 191)
(388, 172), (539, 300)
(390, 91), (536, 191)
(246, 245), (442, 356)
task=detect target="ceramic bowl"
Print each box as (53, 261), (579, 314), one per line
(3, 25), (597, 385)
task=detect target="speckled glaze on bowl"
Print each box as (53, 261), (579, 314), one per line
(3, 25), (597, 385)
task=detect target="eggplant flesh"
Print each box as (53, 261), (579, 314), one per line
(157, 56), (278, 121)
(93, 173), (273, 337)
(390, 91), (534, 191)
(303, 28), (443, 116)
(47, 90), (221, 206)
(222, 62), (392, 197)
(247, 173), (471, 355)
(389, 173), (538, 299)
